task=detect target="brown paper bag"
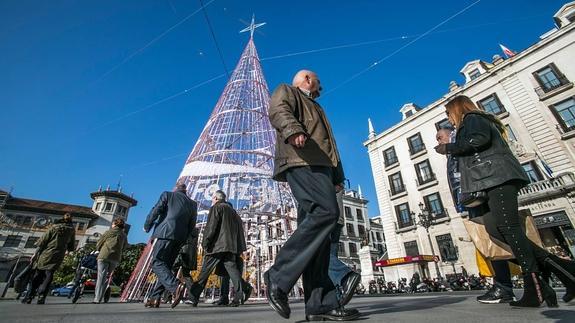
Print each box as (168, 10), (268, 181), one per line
(463, 209), (543, 261)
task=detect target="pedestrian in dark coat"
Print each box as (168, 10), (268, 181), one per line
(264, 70), (359, 321)
(436, 127), (517, 304)
(435, 95), (575, 307)
(22, 213), (75, 304)
(144, 183), (197, 309)
(189, 190), (246, 307)
(93, 218), (128, 303)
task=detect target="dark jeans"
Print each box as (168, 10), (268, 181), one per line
(191, 253), (242, 303)
(329, 224), (352, 294)
(467, 204), (513, 288)
(483, 183), (549, 273)
(150, 239), (183, 299)
(29, 269), (55, 299)
(267, 166), (339, 315)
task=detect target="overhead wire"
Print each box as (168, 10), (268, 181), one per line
(90, 0), (217, 85)
(199, 0), (230, 77)
(323, 0), (482, 96)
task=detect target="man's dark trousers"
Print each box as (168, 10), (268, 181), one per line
(150, 239), (182, 299)
(191, 253), (242, 303)
(267, 166), (339, 315)
(220, 256), (248, 302)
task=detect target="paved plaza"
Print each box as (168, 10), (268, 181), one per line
(1, 290), (574, 323)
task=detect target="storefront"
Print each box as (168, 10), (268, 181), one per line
(375, 255), (440, 278)
(535, 211), (575, 259)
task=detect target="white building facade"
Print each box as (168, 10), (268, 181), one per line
(364, 3), (575, 282)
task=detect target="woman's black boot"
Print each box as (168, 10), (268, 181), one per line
(510, 272), (558, 308)
(543, 254), (575, 302)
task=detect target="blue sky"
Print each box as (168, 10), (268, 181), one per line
(0, 0), (567, 243)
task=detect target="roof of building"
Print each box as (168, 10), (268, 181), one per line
(3, 195), (98, 219)
(90, 190), (138, 206)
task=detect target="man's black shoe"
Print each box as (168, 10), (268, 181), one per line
(477, 284), (516, 304)
(228, 301), (241, 307)
(171, 282), (186, 309)
(242, 283), (253, 304)
(305, 307), (361, 321)
(340, 272), (361, 306)
(264, 271), (290, 319)
(213, 299), (229, 306)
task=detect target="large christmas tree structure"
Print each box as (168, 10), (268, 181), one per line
(121, 17), (298, 302)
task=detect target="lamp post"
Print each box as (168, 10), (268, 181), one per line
(413, 202), (442, 279)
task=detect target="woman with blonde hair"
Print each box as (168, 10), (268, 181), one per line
(435, 95), (575, 307)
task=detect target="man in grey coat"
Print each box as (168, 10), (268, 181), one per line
(189, 190), (246, 307)
(144, 183), (197, 308)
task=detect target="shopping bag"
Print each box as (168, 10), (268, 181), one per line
(463, 209), (543, 261)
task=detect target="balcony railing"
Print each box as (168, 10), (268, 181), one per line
(518, 172), (575, 205)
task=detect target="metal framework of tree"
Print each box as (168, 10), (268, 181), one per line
(121, 18), (297, 302)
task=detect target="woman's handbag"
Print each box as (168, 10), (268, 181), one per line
(460, 191), (488, 208)
(463, 209), (543, 261)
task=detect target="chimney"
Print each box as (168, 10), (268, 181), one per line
(448, 81), (459, 92)
(492, 54), (504, 65)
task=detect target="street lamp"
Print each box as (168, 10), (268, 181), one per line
(412, 202), (442, 279)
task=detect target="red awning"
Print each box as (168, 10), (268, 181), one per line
(375, 255), (439, 267)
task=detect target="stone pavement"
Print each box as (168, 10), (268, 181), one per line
(1, 290), (573, 322)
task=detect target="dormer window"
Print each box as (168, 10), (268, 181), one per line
(469, 68), (481, 80)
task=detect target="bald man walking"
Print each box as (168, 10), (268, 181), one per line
(264, 70), (359, 321)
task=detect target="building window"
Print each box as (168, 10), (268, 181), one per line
(404, 240), (420, 256)
(349, 243), (358, 256)
(424, 193), (446, 218)
(522, 162), (544, 183)
(550, 97), (575, 133)
(376, 232), (382, 241)
(338, 242), (345, 256)
(436, 234), (458, 261)
(25, 236), (39, 248)
(346, 223), (355, 237)
(22, 217), (33, 227)
(415, 159), (435, 185)
(534, 64), (568, 93)
(435, 118), (453, 130)
(469, 68), (481, 80)
(388, 172), (405, 195)
(104, 202), (114, 212)
(344, 206), (353, 219)
(383, 147), (398, 166)
(356, 209), (364, 222)
(478, 93), (506, 115)
(77, 222), (85, 231)
(395, 203), (413, 229)
(3, 235), (22, 248)
(506, 124), (518, 141)
(407, 133), (425, 155)
(95, 202), (102, 211)
(117, 205), (127, 215)
(358, 225), (366, 238)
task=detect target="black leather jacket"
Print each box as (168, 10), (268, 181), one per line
(446, 111), (529, 193)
